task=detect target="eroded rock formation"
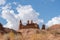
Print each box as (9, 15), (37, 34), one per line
(19, 20), (39, 29)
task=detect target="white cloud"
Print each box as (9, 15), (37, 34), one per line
(16, 5), (44, 24)
(1, 3), (44, 30)
(1, 4), (18, 30)
(46, 16), (60, 27)
(0, 0), (6, 5)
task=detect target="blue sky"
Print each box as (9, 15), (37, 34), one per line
(0, 0), (60, 30)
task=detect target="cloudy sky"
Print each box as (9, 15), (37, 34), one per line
(0, 0), (60, 30)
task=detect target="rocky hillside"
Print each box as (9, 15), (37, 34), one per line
(18, 29), (60, 40)
(49, 24), (60, 30)
(0, 28), (60, 40)
(0, 23), (60, 40)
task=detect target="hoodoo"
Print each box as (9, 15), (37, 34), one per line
(19, 20), (39, 29)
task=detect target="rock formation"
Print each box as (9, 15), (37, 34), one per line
(48, 24), (60, 30)
(42, 24), (45, 30)
(19, 20), (39, 29)
(0, 23), (4, 30)
(0, 23), (21, 35)
(0, 20), (60, 40)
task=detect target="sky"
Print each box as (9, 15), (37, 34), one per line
(0, 0), (60, 30)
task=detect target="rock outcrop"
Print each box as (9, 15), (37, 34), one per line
(19, 20), (39, 29)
